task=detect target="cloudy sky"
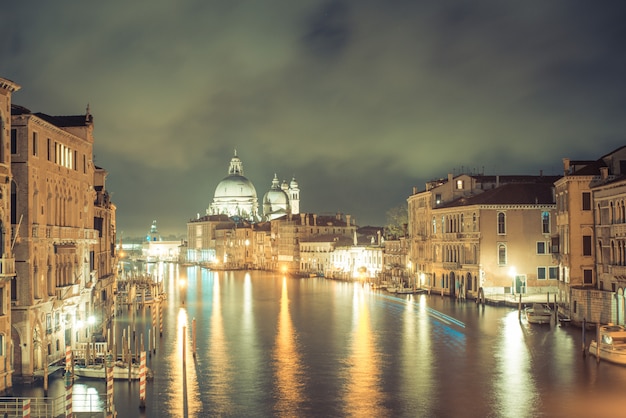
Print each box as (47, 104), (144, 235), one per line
(2, 1), (626, 238)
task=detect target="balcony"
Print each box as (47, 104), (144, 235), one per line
(611, 224), (626, 238)
(31, 225), (99, 243)
(609, 265), (626, 277)
(0, 257), (16, 279)
(443, 262), (461, 270)
(55, 284), (80, 301)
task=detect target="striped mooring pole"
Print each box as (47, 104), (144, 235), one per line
(65, 345), (72, 376)
(106, 352), (115, 417)
(22, 398), (30, 418)
(139, 350), (147, 410)
(64, 371), (72, 418)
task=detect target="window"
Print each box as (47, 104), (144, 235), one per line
(542, 211), (550, 234)
(498, 243), (507, 265)
(583, 235), (592, 256)
(32, 132), (38, 156)
(537, 267), (546, 280)
(549, 267), (558, 280)
(497, 212), (506, 235)
(582, 192), (591, 211)
(583, 269), (593, 285)
(10, 129), (17, 154)
(47, 138), (52, 161)
(435, 194), (442, 205)
(537, 242), (546, 254)
(0, 334), (4, 356)
(456, 180), (464, 190)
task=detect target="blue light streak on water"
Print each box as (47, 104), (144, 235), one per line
(372, 292), (467, 351)
(375, 292), (466, 329)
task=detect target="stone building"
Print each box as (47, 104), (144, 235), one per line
(10, 103), (107, 383)
(408, 173), (560, 299)
(0, 77), (20, 393)
(427, 181), (559, 299)
(556, 146), (626, 324)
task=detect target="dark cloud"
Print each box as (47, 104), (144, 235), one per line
(2, 0), (626, 237)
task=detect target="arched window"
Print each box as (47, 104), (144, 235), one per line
(542, 212), (550, 234)
(497, 212), (506, 235)
(498, 243), (507, 265)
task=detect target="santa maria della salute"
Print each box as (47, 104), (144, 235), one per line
(208, 150), (300, 222)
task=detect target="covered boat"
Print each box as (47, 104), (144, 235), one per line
(525, 303), (552, 324)
(74, 362), (152, 380)
(588, 324), (626, 365)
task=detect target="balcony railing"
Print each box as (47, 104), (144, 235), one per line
(55, 284), (80, 300)
(30, 225), (99, 242)
(609, 265), (626, 277)
(0, 257), (15, 277)
(611, 224), (626, 237)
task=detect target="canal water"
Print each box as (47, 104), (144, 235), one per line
(13, 264), (626, 417)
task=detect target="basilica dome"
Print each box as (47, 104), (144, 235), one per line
(263, 174), (290, 220)
(214, 174), (257, 199)
(208, 151), (259, 220)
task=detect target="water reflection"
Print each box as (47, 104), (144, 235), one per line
(343, 283), (386, 417)
(493, 311), (538, 418)
(205, 273), (233, 415)
(404, 294), (434, 414)
(273, 276), (307, 416)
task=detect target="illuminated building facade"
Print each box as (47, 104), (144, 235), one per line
(555, 146), (626, 324)
(10, 102), (111, 383)
(0, 77), (20, 393)
(408, 173), (560, 299)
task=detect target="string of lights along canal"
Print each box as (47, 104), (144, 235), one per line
(15, 263), (626, 417)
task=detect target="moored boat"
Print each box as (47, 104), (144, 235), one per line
(588, 324), (626, 365)
(525, 303), (552, 324)
(74, 362), (152, 380)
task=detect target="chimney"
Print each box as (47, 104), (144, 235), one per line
(313, 214), (317, 226)
(346, 214), (351, 226)
(563, 158), (571, 175)
(413, 186), (417, 194)
(600, 166), (609, 180)
(448, 173), (453, 183)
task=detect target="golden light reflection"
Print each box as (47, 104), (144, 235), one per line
(344, 283), (386, 416)
(403, 295), (433, 412)
(164, 307), (201, 418)
(274, 276), (306, 415)
(207, 276), (233, 415)
(494, 312), (538, 418)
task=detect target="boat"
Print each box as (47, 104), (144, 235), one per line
(588, 324), (626, 365)
(525, 303), (553, 324)
(73, 362), (152, 380)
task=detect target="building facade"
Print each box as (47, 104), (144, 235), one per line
(10, 103), (105, 383)
(0, 77), (20, 393)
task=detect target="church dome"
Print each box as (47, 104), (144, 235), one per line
(208, 151), (259, 220)
(263, 174), (290, 220)
(214, 174), (257, 199)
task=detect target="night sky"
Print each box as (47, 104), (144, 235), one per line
(2, 1), (626, 237)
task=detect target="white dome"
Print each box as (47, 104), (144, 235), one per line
(214, 175), (257, 199)
(263, 174), (290, 220)
(208, 151), (259, 220)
